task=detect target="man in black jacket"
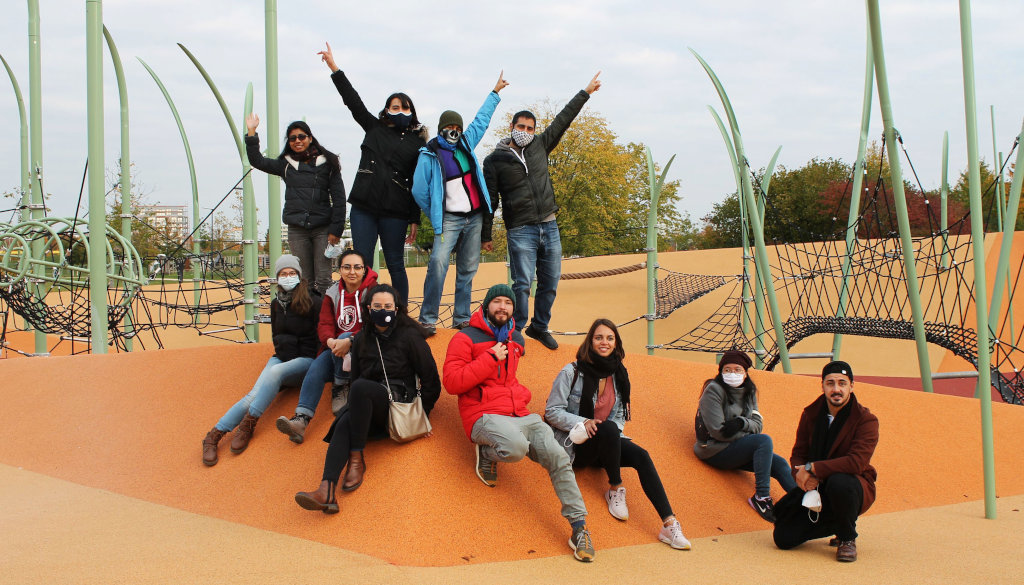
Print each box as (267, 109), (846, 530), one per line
(482, 72), (601, 349)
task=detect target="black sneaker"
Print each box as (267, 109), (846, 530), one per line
(569, 524), (595, 562)
(524, 325), (558, 350)
(453, 321), (470, 330)
(748, 494), (776, 523)
(418, 321), (436, 337)
(475, 444), (497, 487)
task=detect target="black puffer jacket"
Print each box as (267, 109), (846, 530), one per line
(270, 290), (323, 362)
(348, 317), (441, 414)
(331, 70), (428, 222)
(481, 90), (590, 240)
(245, 134), (346, 236)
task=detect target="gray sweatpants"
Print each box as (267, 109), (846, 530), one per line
(471, 413), (588, 524)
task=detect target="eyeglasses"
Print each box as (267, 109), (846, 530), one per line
(340, 264), (365, 272)
(288, 134), (309, 142)
(371, 304), (396, 310)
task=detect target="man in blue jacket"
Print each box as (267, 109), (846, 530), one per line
(482, 72), (602, 350)
(412, 72), (509, 335)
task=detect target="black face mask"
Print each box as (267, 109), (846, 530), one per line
(440, 128), (462, 144)
(387, 112), (412, 128)
(369, 308), (396, 327)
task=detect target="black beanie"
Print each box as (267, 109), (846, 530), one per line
(821, 360), (854, 382)
(719, 349), (753, 373)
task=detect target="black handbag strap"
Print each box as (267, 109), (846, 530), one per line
(375, 336), (419, 403)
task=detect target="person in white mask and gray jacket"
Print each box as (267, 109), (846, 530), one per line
(693, 349), (797, 523)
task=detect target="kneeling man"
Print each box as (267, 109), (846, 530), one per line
(773, 361), (878, 562)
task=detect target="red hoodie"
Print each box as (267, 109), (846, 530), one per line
(443, 306), (528, 439)
(317, 268), (379, 346)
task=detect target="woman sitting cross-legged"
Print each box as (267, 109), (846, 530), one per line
(545, 318), (691, 550)
(294, 283), (441, 513)
(201, 255), (320, 465)
(693, 349), (797, 522)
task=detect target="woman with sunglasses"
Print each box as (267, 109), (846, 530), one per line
(294, 283), (441, 514)
(318, 42), (428, 304)
(245, 114), (346, 295)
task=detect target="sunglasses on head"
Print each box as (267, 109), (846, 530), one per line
(288, 133), (309, 142)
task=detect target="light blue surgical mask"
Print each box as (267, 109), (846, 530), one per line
(277, 275), (300, 291)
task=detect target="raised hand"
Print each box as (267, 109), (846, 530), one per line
(585, 70), (602, 95)
(245, 112), (260, 136)
(317, 42), (338, 72)
(493, 70), (510, 93)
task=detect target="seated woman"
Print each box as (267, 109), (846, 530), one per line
(545, 319), (691, 550)
(294, 283), (441, 513)
(201, 255), (320, 466)
(693, 349), (797, 522)
(276, 249), (378, 443)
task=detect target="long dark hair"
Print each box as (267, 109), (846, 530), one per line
(576, 318), (625, 364)
(378, 92), (420, 128)
(360, 283), (415, 329)
(280, 120), (341, 173)
(289, 278), (314, 315)
(702, 368), (757, 406)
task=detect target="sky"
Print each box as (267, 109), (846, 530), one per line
(0, 0), (1022, 235)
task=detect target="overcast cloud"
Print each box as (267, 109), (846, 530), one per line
(1, 1), (1021, 233)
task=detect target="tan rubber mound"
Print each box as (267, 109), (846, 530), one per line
(2, 332), (1023, 567)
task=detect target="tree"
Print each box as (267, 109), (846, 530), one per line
(103, 165), (183, 260)
(949, 160), (1024, 231)
(761, 157), (853, 242)
(699, 192), (742, 249)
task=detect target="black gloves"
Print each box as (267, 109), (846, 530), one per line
(721, 417), (744, 438)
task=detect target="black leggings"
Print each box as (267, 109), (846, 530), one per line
(572, 419), (674, 520)
(321, 379), (390, 482)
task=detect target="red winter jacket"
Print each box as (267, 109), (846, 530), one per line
(316, 268), (378, 347)
(443, 307), (528, 438)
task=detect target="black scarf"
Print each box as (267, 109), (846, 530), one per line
(290, 144), (320, 165)
(809, 395), (853, 462)
(576, 350), (631, 421)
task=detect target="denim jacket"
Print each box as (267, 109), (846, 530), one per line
(545, 362), (627, 463)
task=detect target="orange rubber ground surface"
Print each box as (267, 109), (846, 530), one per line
(2, 331), (1023, 567)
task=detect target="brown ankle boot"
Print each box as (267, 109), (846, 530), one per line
(230, 414), (259, 454)
(202, 427), (227, 466)
(295, 480), (339, 514)
(342, 450), (366, 492)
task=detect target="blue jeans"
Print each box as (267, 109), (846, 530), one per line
(507, 220), (561, 332)
(294, 333), (352, 418)
(704, 433), (798, 498)
(216, 355), (313, 431)
(419, 212), (483, 326)
(350, 205), (409, 303)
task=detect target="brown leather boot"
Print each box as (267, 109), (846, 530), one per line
(202, 427), (227, 466)
(230, 414), (259, 454)
(295, 480), (339, 514)
(342, 450), (366, 492)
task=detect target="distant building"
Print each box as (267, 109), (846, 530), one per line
(139, 205), (190, 240)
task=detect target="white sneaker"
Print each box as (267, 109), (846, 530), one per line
(658, 519), (691, 550)
(605, 486), (629, 521)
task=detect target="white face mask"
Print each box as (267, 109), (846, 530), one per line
(277, 275), (300, 291)
(722, 372), (746, 388)
(564, 421), (589, 446)
(511, 128), (534, 148)
(324, 243), (345, 258)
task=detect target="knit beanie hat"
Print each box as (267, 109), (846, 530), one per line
(483, 283), (515, 311)
(438, 110), (464, 131)
(274, 254), (302, 278)
(822, 360), (854, 382)
(719, 349), (753, 373)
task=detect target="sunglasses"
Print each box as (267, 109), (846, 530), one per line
(288, 134), (309, 142)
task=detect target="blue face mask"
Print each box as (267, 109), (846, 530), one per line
(387, 112), (412, 128)
(277, 275), (300, 291)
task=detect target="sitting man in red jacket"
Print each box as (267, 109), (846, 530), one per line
(443, 283), (595, 562)
(773, 360), (879, 563)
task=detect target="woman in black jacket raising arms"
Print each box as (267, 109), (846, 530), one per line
(318, 42), (427, 303)
(294, 283), (441, 513)
(245, 114), (346, 294)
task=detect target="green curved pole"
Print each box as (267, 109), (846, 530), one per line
(690, 48), (791, 372)
(991, 107), (1004, 227)
(1, 53), (33, 336)
(987, 119), (1024, 335)
(86, 0), (108, 352)
(137, 57), (202, 323)
(953, 0), (995, 519)
(102, 26), (135, 350)
(645, 147), (674, 356)
(753, 147), (781, 366)
(27, 0), (47, 355)
(865, 1), (933, 393)
(833, 22), (875, 360)
(242, 83), (258, 342)
(177, 43), (258, 341)
(264, 0), (282, 271)
(941, 131), (950, 269)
